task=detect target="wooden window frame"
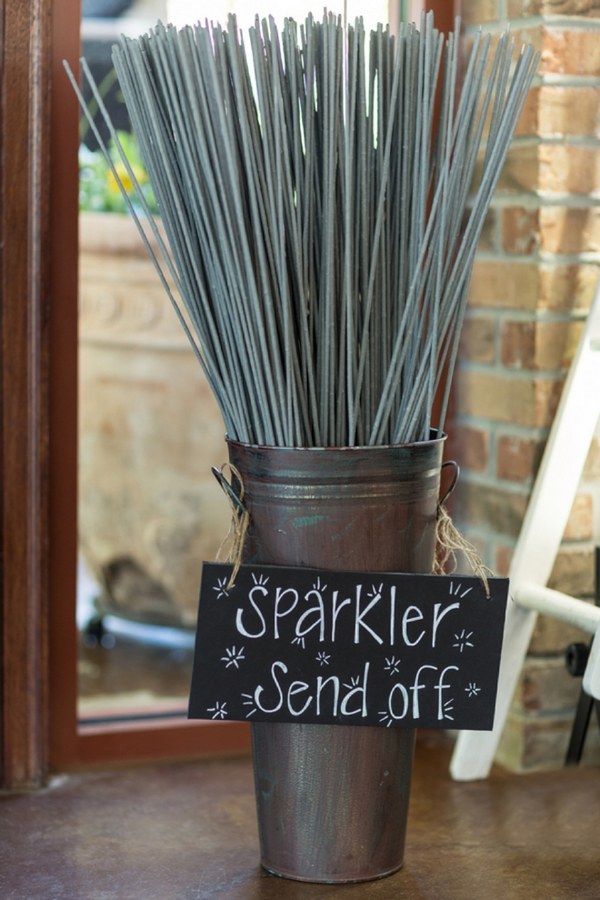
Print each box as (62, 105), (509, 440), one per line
(0, 0), (456, 789)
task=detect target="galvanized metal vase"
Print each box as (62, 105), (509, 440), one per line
(227, 433), (446, 883)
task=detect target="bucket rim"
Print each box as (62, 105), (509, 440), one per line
(226, 429), (447, 454)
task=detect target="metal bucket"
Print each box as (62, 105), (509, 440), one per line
(227, 433), (446, 883)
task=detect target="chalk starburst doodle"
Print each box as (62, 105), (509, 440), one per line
(220, 645), (245, 669)
(449, 581), (474, 599)
(378, 710), (395, 728)
(312, 576), (327, 593)
(465, 682), (482, 698)
(212, 577), (230, 600)
(207, 701), (228, 720)
(251, 572), (269, 587)
(241, 693), (257, 718)
(384, 656), (401, 676)
(316, 651), (331, 666)
(442, 698), (454, 721)
(453, 628), (475, 653)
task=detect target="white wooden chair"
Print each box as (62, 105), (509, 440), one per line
(451, 279), (600, 780)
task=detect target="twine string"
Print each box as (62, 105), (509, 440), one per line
(434, 463), (493, 597)
(212, 457), (492, 598)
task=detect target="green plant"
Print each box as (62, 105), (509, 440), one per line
(79, 130), (159, 214)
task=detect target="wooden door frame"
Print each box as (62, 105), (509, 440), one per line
(0, 0), (456, 790)
(0, 0), (247, 788)
(1, 0), (54, 790)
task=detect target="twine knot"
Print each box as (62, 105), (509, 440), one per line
(434, 505), (493, 598)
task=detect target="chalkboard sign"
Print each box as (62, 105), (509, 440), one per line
(188, 563), (509, 730)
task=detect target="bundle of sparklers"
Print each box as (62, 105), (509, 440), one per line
(68, 13), (538, 448)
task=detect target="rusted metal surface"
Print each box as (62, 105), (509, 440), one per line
(228, 435), (445, 882)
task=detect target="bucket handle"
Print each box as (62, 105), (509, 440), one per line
(438, 459), (460, 514)
(212, 463), (249, 589)
(435, 460), (492, 598)
(212, 463), (247, 514)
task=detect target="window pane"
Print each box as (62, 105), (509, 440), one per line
(78, 0), (392, 723)
(78, 0), (228, 723)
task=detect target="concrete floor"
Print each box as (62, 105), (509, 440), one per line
(0, 732), (598, 899)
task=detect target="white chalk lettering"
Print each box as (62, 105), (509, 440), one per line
(431, 601), (461, 647)
(234, 576), (470, 653)
(389, 585), (397, 645)
(287, 679), (312, 717)
(435, 665), (459, 720)
(194, 564), (507, 730)
(411, 664), (438, 718)
(402, 605), (426, 646)
(273, 587), (299, 638)
(331, 590), (352, 641)
(315, 674), (340, 716)
(339, 663), (370, 717)
(235, 584), (268, 638)
(295, 589), (326, 641)
(387, 682), (410, 721)
(254, 660), (286, 713)
(251, 661), (370, 719)
(354, 587), (383, 645)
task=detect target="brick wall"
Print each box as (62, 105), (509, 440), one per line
(452, 0), (600, 770)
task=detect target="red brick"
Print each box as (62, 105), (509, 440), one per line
(533, 377), (565, 426)
(497, 139), (600, 201)
(563, 494), (594, 541)
(495, 543), (514, 577)
(548, 545), (596, 597)
(516, 657), (581, 714)
(502, 207), (540, 254)
(455, 479), (529, 538)
(530, 612), (589, 654)
(539, 264), (600, 313)
(478, 208), (499, 253)
(501, 320), (583, 370)
(515, 87), (540, 138)
(537, 87), (600, 138)
(501, 321), (536, 369)
(457, 369), (564, 427)
(497, 433), (545, 481)
(541, 27), (600, 76)
(497, 143), (539, 193)
(498, 144), (600, 198)
(460, 316), (497, 364)
(539, 145), (600, 195)
(452, 425), (490, 474)
(536, 319), (583, 369)
(540, 206), (600, 255)
(468, 260), (540, 310)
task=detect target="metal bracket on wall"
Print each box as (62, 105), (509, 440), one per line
(450, 279), (600, 781)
